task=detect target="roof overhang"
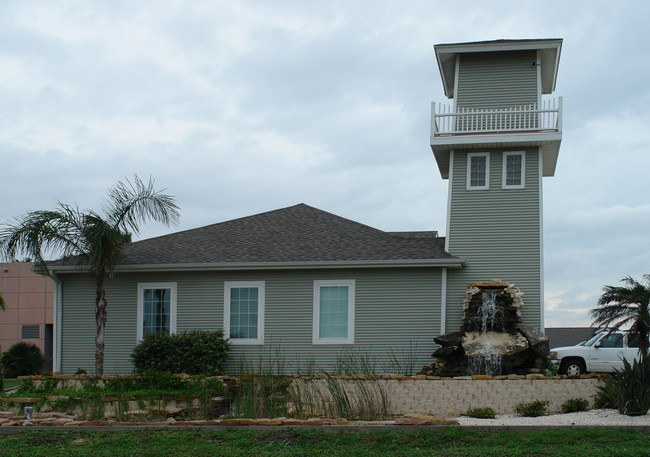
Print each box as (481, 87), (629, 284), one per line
(434, 38), (563, 98)
(431, 132), (562, 178)
(49, 258), (467, 274)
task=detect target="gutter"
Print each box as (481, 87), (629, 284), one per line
(49, 258), (467, 274)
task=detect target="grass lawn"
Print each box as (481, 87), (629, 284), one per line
(1, 428), (649, 456)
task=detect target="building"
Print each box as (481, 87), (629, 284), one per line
(0, 262), (55, 372)
(50, 38), (563, 374)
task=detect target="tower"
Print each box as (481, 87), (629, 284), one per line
(431, 39), (563, 332)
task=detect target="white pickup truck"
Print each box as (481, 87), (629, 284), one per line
(549, 330), (642, 375)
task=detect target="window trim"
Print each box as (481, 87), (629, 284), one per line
(502, 151), (525, 189)
(224, 281), (265, 345)
(312, 279), (355, 345)
(466, 152), (490, 190)
(136, 282), (177, 342)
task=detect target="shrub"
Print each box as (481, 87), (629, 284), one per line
(1, 342), (44, 378)
(514, 400), (549, 417)
(466, 407), (496, 419)
(595, 358), (650, 416)
(130, 330), (230, 375)
(561, 397), (589, 413)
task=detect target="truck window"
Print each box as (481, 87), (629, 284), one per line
(599, 334), (624, 348)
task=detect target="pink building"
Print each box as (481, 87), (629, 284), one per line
(0, 262), (54, 372)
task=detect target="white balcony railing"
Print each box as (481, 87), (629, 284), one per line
(431, 97), (562, 136)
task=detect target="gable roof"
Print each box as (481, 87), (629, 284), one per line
(50, 203), (463, 272)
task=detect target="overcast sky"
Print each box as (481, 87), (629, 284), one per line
(2, 1), (649, 328)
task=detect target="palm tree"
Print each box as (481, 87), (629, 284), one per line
(591, 275), (650, 361)
(0, 176), (180, 374)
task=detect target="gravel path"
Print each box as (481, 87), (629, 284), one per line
(457, 409), (650, 426)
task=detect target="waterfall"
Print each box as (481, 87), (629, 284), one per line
(467, 290), (504, 376)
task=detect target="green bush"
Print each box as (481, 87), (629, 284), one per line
(1, 342), (44, 378)
(130, 330), (230, 375)
(595, 358), (650, 416)
(561, 397), (590, 413)
(514, 400), (549, 417)
(466, 407), (496, 419)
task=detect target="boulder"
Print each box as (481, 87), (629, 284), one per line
(519, 326), (550, 358)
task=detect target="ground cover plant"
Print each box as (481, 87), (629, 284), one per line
(561, 397), (590, 414)
(0, 372), (226, 420)
(514, 400), (549, 417)
(1, 428), (650, 457)
(465, 406), (496, 419)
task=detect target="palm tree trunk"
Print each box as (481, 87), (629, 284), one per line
(95, 279), (107, 375)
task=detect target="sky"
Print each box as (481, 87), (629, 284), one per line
(1, 0), (649, 328)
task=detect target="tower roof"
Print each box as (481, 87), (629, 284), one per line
(434, 38), (563, 98)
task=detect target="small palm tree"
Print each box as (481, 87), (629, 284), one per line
(591, 275), (650, 361)
(0, 176), (180, 374)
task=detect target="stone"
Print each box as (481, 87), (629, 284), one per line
(519, 326), (550, 358)
(434, 332), (464, 347)
(431, 346), (460, 357)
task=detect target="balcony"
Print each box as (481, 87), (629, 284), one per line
(430, 97), (562, 178)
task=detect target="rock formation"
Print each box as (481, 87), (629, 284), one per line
(419, 281), (550, 377)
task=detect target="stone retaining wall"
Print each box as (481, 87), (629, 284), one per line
(379, 377), (601, 416)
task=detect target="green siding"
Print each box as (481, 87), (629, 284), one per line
(445, 148), (542, 333)
(456, 51), (538, 109)
(59, 268), (442, 375)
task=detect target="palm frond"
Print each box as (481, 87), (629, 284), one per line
(105, 175), (180, 235)
(0, 204), (88, 276)
(0, 293), (5, 311)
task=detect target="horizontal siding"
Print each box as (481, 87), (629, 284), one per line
(457, 50), (538, 109)
(60, 268), (442, 375)
(446, 148), (542, 332)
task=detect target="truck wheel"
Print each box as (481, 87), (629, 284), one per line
(560, 358), (586, 376)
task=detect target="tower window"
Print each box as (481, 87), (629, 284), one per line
(503, 152), (525, 188)
(467, 153), (489, 190)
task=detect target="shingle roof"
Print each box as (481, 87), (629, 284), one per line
(50, 203), (461, 270)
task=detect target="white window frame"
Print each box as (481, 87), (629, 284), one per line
(224, 281), (265, 345)
(137, 282), (177, 342)
(312, 279), (355, 345)
(466, 152), (490, 190)
(502, 151), (525, 189)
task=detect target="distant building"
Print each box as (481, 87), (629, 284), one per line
(0, 262), (54, 372)
(545, 327), (596, 349)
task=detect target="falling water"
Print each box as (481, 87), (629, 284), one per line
(467, 290), (504, 376)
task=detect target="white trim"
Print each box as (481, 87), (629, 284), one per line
(224, 281), (265, 345)
(445, 150), (454, 252)
(53, 279), (62, 373)
(440, 268), (447, 335)
(136, 282), (178, 342)
(312, 279), (355, 345)
(538, 149), (545, 331)
(466, 152), (489, 190)
(502, 151), (526, 189)
(452, 55), (460, 104)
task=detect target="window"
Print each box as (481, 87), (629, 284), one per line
(137, 282), (177, 341)
(224, 281), (265, 345)
(467, 153), (489, 190)
(599, 333), (624, 348)
(313, 280), (355, 344)
(503, 152), (525, 188)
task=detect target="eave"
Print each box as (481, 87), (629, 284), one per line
(49, 258), (467, 274)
